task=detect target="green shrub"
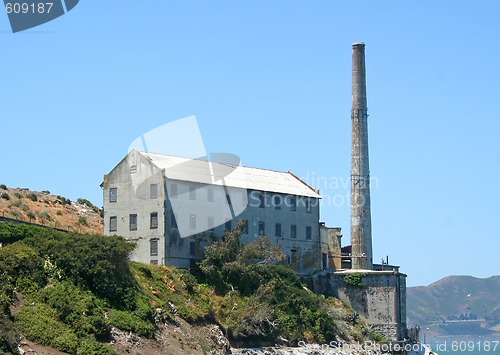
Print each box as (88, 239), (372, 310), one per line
(26, 193), (37, 202)
(12, 199), (22, 207)
(57, 196), (71, 205)
(77, 199), (100, 214)
(0, 185), (6, 190)
(41, 190), (50, 194)
(15, 303), (79, 353)
(27, 211), (35, 220)
(56, 210), (63, 216)
(37, 210), (51, 222)
(0, 193), (9, 200)
(77, 217), (88, 226)
(21, 204), (29, 212)
(109, 310), (154, 338)
(13, 192), (22, 199)
(76, 337), (115, 355)
(343, 273), (365, 287)
(0, 314), (18, 355)
(40, 281), (110, 338)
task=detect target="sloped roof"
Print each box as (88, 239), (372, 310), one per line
(140, 152), (321, 198)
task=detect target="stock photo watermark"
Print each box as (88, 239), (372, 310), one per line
(4, 0), (79, 33)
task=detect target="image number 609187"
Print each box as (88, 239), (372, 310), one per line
(4, 0), (79, 33)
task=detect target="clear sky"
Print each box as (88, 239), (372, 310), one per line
(1, 1), (499, 287)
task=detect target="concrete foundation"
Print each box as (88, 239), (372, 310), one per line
(308, 270), (407, 341)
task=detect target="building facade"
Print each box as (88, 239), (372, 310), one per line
(102, 149), (329, 273)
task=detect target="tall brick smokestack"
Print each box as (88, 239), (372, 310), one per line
(350, 42), (373, 270)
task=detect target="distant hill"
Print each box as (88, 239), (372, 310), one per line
(0, 184), (103, 235)
(407, 275), (500, 338)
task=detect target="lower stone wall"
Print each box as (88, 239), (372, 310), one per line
(306, 270), (407, 341)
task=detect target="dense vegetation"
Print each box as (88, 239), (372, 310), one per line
(0, 221), (380, 355)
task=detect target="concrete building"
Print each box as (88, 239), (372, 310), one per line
(102, 149), (330, 273)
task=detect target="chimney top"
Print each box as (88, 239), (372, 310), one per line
(352, 42), (365, 47)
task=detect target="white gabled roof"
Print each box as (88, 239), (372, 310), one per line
(141, 152), (321, 199)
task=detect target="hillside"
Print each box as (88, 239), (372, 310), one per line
(0, 221), (381, 355)
(407, 275), (500, 339)
(0, 184), (102, 235)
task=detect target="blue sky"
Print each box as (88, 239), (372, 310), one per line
(1, 1), (499, 287)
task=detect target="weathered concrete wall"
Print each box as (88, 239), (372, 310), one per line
(320, 226), (342, 270)
(103, 149), (166, 265)
(308, 270), (407, 341)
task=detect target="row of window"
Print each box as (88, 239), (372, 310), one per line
(109, 184), (158, 203)
(109, 185), (314, 214)
(111, 212), (313, 240)
(109, 212), (158, 232)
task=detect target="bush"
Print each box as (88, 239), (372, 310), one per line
(40, 281), (110, 338)
(37, 210), (51, 222)
(12, 199), (22, 207)
(13, 192), (22, 199)
(0, 185), (6, 190)
(77, 199), (100, 214)
(0, 314), (18, 355)
(76, 337), (115, 355)
(57, 196), (71, 205)
(41, 190), (50, 194)
(77, 217), (88, 226)
(108, 310), (154, 338)
(26, 193), (37, 202)
(15, 303), (79, 354)
(27, 211), (35, 220)
(0, 193), (9, 201)
(56, 210), (63, 216)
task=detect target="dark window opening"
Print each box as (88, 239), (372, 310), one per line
(109, 216), (117, 232)
(150, 184), (158, 199)
(150, 239), (158, 256)
(275, 223), (281, 237)
(259, 221), (265, 236)
(109, 188), (117, 203)
(129, 214), (137, 231)
(150, 212), (158, 229)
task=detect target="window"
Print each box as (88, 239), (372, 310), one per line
(150, 260), (158, 265)
(259, 193), (265, 208)
(306, 198), (311, 213)
(129, 214), (137, 231)
(207, 186), (214, 202)
(275, 223), (281, 237)
(291, 224), (297, 238)
(150, 184), (158, 199)
(225, 220), (232, 231)
(274, 195), (281, 210)
(109, 216), (117, 232)
(109, 188), (117, 203)
(170, 184), (178, 198)
(243, 219), (248, 234)
(306, 226), (312, 240)
(190, 241), (196, 256)
(130, 165), (137, 174)
(226, 194), (232, 205)
(208, 216), (215, 232)
(150, 212), (158, 229)
(259, 221), (265, 236)
(170, 213), (177, 228)
(190, 214), (196, 229)
(150, 239), (158, 256)
(190, 185), (196, 200)
(290, 197), (296, 212)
